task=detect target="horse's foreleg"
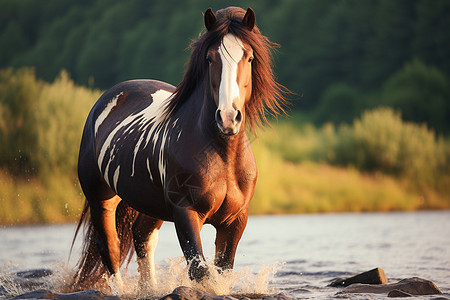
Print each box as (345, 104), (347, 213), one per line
(88, 195), (124, 291)
(214, 213), (248, 271)
(173, 207), (206, 281)
(132, 214), (163, 292)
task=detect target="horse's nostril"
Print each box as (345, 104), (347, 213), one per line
(215, 109), (223, 125)
(236, 110), (242, 123)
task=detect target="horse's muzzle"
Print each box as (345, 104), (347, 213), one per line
(215, 108), (242, 135)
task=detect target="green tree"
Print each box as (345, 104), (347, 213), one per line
(363, 0), (418, 87)
(0, 21), (28, 66)
(381, 59), (450, 134)
(314, 83), (361, 125)
(413, 0), (450, 76)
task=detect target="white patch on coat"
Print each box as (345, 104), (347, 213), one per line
(98, 112), (140, 173)
(130, 89), (173, 182)
(97, 89), (173, 186)
(95, 92), (122, 137)
(217, 34), (244, 113)
(97, 88), (185, 190)
(146, 157), (153, 182)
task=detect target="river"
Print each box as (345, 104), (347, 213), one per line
(1, 211), (449, 299)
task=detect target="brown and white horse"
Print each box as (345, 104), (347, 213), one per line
(72, 6), (288, 292)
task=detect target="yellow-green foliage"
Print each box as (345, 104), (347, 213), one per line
(250, 120), (450, 215)
(0, 68), (100, 224)
(0, 169), (84, 224)
(0, 68), (449, 225)
(0, 67), (101, 176)
(0, 68), (39, 172)
(34, 70), (102, 176)
(334, 108), (450, 188)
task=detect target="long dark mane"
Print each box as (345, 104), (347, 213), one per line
(167, 7), (289, 132)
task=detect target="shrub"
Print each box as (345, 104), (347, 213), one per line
(333, 107), (448, 186)
(0, 67), (101, 177)
(0, 68), (41, 173)
(33, 70), (101, 176)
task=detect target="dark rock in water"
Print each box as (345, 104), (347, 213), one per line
(159, 286), (294, 300)
(160, 286), (238, 300)
(338, 277), (442, 296)
(16, 269), (53, 279)
(388, 289), (413, 297)
(1, 270), (50, 293)
(259, 293), (294, 300)
(330, 267), (387, 287)
(10, 289), (53, 299)
(11, 289), (120, 300)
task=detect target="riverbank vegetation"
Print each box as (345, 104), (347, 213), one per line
(0, 69), (448, 224)
(251, 113), (450, 214)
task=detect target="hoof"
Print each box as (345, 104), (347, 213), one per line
(188, 259), (208, 281)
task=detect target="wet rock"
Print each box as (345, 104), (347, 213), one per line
(259, 293), (294, 300)
(338, 277), (442, 296)
(159, 286), (294, 300)
(160, 286), (238, 300)
(1, 269), (50, 293)
(11, 289), (120, 300)
(330, 267), (387, 287)
(388, 289), (413, 297)
(10, 289), (53, 299)
(16, 269), (53, 279)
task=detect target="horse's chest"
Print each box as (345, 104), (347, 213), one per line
(198, 159), (256, 221)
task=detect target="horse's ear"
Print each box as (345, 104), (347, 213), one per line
(243, 8), (255, 31)
(204, 8), (216, 31)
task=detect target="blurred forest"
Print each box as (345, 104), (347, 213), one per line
(1, 0), (450, 132)
(0, 0), (449, 223)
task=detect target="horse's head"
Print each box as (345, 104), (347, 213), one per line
(204, 8), (255, 135)
(167, 7), (288, 134)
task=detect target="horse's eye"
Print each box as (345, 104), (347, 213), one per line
(248, 56), (254, 63)
(206, 55), (212, 64)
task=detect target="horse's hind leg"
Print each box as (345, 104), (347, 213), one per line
(88, 195), (124, 291)
(132, 214), (163, 292)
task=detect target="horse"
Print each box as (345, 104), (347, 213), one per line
(72, 6), (288, 292)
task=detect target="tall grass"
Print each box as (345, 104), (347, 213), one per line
(333, 108), (449, 187)
(0, 68), (449, 225)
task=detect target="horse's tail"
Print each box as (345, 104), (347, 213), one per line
(70, 199), (139, 289)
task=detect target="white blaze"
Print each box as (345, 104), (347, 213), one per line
(218, 34), (244, 113)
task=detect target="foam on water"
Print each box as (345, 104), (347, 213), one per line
(0, 258), (282, 299)
(120, 257), (281, 298)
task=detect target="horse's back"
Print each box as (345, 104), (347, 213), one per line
(91, 79), (175, 138)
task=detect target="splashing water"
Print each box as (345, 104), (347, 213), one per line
(115, 257), (281, 299)
(0, 258), (281, 299)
